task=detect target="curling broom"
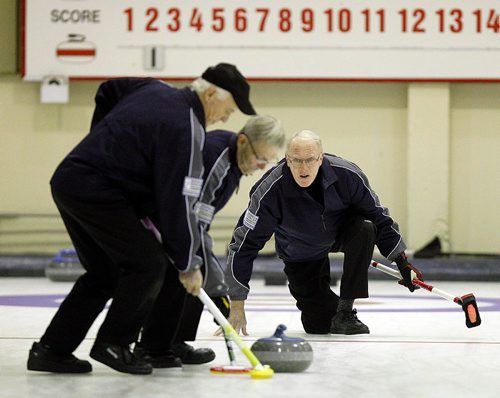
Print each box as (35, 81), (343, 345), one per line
(208, 331), (253, 375)
(198, 289), (274, 378)
(370, 260), (481, 328)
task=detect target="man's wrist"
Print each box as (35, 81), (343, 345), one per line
(230, 299), (245, 309)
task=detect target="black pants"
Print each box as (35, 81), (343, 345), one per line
(140, 258), (233, 351)
(284, 216), (376, 334)
(139, 261), (203, 352)
(40, 189), (168, 354)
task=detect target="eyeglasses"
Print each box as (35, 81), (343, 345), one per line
(286, 156), (321, 167)
(241, 133), (275, 166)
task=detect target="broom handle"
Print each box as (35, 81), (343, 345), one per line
(370, 260), (460, 304)
(223, 333), (237, 365)
(198, 289), (265, 369)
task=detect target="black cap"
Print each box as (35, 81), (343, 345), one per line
(202, 63), (256, 115)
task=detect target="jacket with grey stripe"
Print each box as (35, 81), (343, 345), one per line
(50, 78), (206, 272)
(226, 154), (406, 299)
(200, 131), (242, 216)
(197, 130), (242, 294)
(142, 130), (242, 294)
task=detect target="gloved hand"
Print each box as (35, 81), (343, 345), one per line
(395, 253), (424, 292)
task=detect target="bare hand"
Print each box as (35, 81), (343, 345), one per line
(214, 300), (248, 336)
(178, 269), (203, 296)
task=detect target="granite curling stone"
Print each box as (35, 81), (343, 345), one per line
(46, 248), (84, 282)
(251, 324), (313, 372)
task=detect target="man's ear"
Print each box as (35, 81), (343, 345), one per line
(203, 85), (217, 102)
(235, 133), (246, 155)
(237, 133), (246, 145)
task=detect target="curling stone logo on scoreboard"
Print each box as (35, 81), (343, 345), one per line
(56, 34), (96, 63)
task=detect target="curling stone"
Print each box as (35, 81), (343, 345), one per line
(45, 248), (84, 282)
(251, 324), (313, 373)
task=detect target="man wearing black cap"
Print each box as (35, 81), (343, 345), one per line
(201, 63), (256, 116)
(27, 63), (255, 375)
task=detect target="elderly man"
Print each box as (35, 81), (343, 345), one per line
(135, 115), (286, 368)
(27, 63), (255, 375)
(223, 130), (423, 336)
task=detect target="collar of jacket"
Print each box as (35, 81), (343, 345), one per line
(281, 156), (338, 197)
(180, 87), (206, 129)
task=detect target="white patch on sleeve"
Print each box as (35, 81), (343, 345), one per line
(243, 210), (259, 230)
(182, 177), (203, 198)
(194, 202), (215, 224)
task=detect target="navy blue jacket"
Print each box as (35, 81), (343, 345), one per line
(196, 130), (242, 294)
(201, 131), (242, 215)
(142, 129), (242, 294)
(226, 154), (407, 299)
(50, 78), (206, 272)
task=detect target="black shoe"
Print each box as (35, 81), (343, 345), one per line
(171, 342), (215, 365)
(134, 346), (182, 369)
(330, 309), (370, 335)
(27, 342), (92, 373)
(90, 342), (153, 374)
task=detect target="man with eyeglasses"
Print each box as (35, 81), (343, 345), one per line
(134, 115), (285, 368)
(222, 130), (424, 336)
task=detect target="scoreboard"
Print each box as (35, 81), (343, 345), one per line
(21, 0), (500, 81)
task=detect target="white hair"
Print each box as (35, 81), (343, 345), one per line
(287, 130), (323, 153)
(242, 115), (286, 149)
(191, 78), (230, 100)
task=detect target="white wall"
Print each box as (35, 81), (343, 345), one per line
(450, 85), (500, 253)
